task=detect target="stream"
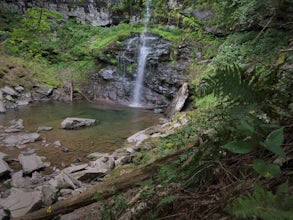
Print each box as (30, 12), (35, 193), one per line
(0, 101), (161, 169)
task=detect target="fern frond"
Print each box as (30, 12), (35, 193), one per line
(202, 64), (257, 104)
(227, 182), (293, 220)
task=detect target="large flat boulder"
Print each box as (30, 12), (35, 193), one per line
(49, 172), (81, 190)
(0, 188), (42, 218)
(18, 153), (45, 174)
(70, 167), (107, 182)
(2, 133), (40, 147)
(61, 117), (96, 129)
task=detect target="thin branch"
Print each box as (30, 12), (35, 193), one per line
(254, 15), (274, 42)
(280, 48), (293, 52)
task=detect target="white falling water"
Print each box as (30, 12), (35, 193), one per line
(130, 0), (151, 107)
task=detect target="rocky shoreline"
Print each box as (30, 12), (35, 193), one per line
(0, 84), (189, 219)
(0, 83), (79, 114)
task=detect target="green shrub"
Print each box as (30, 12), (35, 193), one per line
(227, 182), (293, 220)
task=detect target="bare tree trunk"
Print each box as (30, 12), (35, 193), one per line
(14, 142), (199, 220)
(69, 68), (73, 102)
(36, 0), (44, 30)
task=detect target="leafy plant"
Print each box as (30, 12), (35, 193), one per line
(227, 181), (293, 220)
(157, 195), (174, 207)
(96, 193), (129, 220)
(139, 179), (155, 199)
(199, 64), (288, 177)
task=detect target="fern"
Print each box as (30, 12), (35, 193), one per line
(202, 64), (256, 104)
(227, 182), (293, 220)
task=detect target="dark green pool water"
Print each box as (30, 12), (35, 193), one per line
(0, 101), (160, 168)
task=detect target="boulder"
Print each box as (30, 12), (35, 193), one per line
(0, 158), (11, 176)
(165, 83), (189, 119)
(18, 153), (45, 174)
(11, 171), (32, 188)
(70, 167), (107, 182)
(114, 155), (133, 167)
(0, 152), (10, 161)
(87, 152), (110, 160)
(1, 85), (18, 97)
(0, 188), (42, 218)
(62, 164), (88, 174)
(0, 205), (10, 220)
(89, 156), (115, 171)
(0, 100), (5, 113)
(40, 185), (58, 206)
(37, 126), (53, 133)
(16, 99), (30, 106)
(5, 94), (14, 101)
(2, 132), (40, 147)
(49, 172), (81, 190)
(61, 117), (96, 129)
(127, 131), (149, 147)
(4, 119), (24, 133)
(14, 85), (24, 93)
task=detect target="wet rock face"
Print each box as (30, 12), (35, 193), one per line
(0, 0), (116, 26)
(86, 33), (190, 107)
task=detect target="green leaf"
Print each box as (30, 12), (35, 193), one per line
(236, 119), (255, 136)
(221, 141), (253, 154)
(252, 159), (281, 178)
(157, 196), (174, 207)
(139, 179), (153, 187)
(261, 127), (286, 158)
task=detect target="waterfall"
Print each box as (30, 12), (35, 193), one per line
(130, 0), (151, 107)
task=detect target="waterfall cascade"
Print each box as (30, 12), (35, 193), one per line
(130, 0), (152, 107)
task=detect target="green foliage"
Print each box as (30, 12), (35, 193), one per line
(96, 193), (129, 220)
(158, 163), (182, 184)
(8, 8), (62, 59)
(261, 128), (285, 158)
(89, 23), (142, 56)
(252, 159), (281, 178)
(200, 64), (288, 177)
(211, 29), (288, 68)
(210, 0), (285, 30)
(227, 182), (293, 220)
(0, 8), (22, 32)
(157, 195), (174, 207)
(202, 64), (256, 103)
(221, 141), (253, 154)
(139, 179), (155, 199)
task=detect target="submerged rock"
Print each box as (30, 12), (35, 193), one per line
(61, 117), (96, 129)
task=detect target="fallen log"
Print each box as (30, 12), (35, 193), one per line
(14, 141), (199, 220)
